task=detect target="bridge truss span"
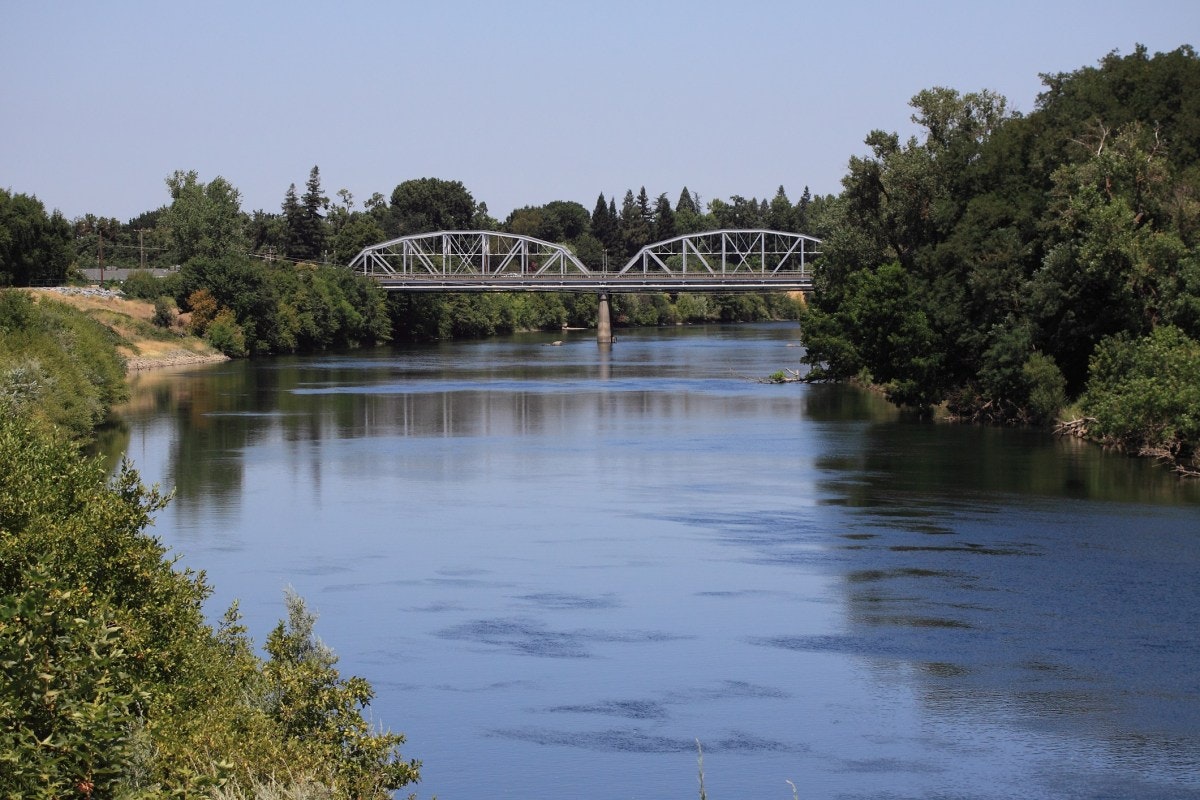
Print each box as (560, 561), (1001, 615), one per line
(346, 229), (818, 292)
(619, 229), (819, 280)
(348, 231), (590, 282)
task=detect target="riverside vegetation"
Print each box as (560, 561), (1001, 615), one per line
(0, 292), (420, 796)
(5, 48), (1197, 473)
(799, 44), (1200, 475)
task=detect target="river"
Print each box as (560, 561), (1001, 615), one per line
(113, 323), (1200, 800)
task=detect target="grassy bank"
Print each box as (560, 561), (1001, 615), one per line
(24, 287), (227, 372)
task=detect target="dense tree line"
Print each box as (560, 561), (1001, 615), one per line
(3, 161), (813, 353)
(800, 44), (1200, 472)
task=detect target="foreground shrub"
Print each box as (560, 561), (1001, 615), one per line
(1082, 325), (1200, 469)
(0, 410), (420, 797)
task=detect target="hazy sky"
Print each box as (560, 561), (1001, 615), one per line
(2, 1), (1196, 223)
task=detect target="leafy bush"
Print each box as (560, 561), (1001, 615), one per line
(205, 308), (248, 357)
(1082, 325), (1200, 467)
(0, 410), (420, 797)
(1022, 352), (1067, 424)
(152, 295), (175, 328)
(120, 270), (164, 300)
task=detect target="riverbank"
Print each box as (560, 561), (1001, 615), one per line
(25, 287), (227, 372)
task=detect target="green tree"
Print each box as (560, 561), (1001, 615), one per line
(802, 262), (944, 411)
(291, 165), (328, 262)
(0, 407), (420, 797)
(161, 170), (247, 264)
(767, 185), (795, 231)
(177, 255), (279, 353)
(674, 187), (707, 234)
(676, 186), (698, 216)
(794, 185), (812, 233)
(389, 178), (476, 236)
(591, 193), (620, 255)
(619, 189), (652, 257)
(281, 182), (302, 256)
(710, 195), (762, 229)
(0, 190), (73, 286)
(332, 213), (387, 265)
(1031, 122), (1200, 390)
(653, 193), (676, 241)
(248, 208), (286, 260)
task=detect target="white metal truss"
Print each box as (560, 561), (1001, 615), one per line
(348, 231), (591, 278)
(618, 229), (820, 277)
(346, 229), (821, 292)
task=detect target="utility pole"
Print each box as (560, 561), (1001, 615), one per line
(98, 228), (105, 285)
(138, 228), (146, 270)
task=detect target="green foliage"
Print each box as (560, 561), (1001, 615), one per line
(709, 195), (764, 230)
(330, 213), (386, 266)
(151, 296), (175, 329)
(0, 189), (73, 287)
(267, 263), (392, 351)
(264, 592), (420, 797)
(121, 269), (166, 301)
(1023, 352), (1068, 424)
(205, 309), (248, 357)
(591, 193), (620, 255)
(0, 409), (420, 797)
(0, 291), (127, 437)
(0, 572), (147, 800)
(804, 45), (1200, 436)
(283, 167), (328, 262)
(389, 178), (476, 236)
(506, 200), (591, 243)
(162, 170), (248, 264)
(803, 263), (943, 410)
(1082, 325), (1200, 467)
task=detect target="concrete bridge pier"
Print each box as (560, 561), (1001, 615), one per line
(597, 293), (613, 344)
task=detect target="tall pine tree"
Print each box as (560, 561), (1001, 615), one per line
(282, 183), (303, 258)
(654, 193), (676, 240)
(591, 192), (620, 254)
(298, 166), (327, 262)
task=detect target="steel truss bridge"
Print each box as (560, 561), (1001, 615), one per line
(347, 229), (819, 293)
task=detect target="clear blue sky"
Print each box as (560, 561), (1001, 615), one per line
(2, 0), (1196, 223)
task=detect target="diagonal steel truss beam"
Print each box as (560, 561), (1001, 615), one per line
(348, 231), (591, 278)
(619, 229), (820, 277)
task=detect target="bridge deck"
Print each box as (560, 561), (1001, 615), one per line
(371, 272), (813, 292)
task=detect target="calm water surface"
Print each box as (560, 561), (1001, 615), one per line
(115, 324), (1200, 800)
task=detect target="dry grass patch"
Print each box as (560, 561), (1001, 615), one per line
(24, 288), (226, 370)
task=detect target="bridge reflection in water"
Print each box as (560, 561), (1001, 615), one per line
(348, 229), (819, 341)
